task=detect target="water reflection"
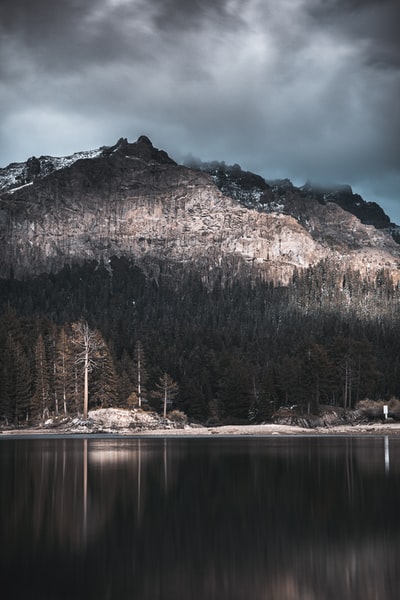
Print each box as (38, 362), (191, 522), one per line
(1, 436), (400, 599)
(385, 435), (390, 474)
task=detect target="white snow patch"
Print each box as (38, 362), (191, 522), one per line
(8, 181), (33, 194)
(0, 147), (103, 194)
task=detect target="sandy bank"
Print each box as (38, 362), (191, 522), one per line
(2, 422), (400, 437)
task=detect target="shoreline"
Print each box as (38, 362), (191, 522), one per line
(2, 422), (400, 438)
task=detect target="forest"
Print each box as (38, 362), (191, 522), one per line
(1, 256), (400, 425)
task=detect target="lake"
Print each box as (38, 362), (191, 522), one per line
(1, 435), (399, 599)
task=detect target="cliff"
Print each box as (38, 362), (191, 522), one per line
(1, 136), (399, 284)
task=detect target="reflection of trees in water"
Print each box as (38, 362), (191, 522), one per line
(136, 538), (399, 600)
(0, 438), (182, 552)
(1, 438), (400, 599)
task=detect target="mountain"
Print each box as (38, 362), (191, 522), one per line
(0, 135), (399, 284)
(2, 136), (400, 426)
(192, 159), (392, 226)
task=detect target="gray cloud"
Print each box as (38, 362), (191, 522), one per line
(0, 0), (399, 221)
(150, 0), (240, 31)
(307, 0), (400, 68)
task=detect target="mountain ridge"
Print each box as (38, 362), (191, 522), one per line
(2, 137), (400, 426)
(0, 136), (399, 284)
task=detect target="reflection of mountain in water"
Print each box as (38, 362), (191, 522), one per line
(1, 437), (399, 599)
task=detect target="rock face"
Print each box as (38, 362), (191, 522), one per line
(0, 136), (399, 284)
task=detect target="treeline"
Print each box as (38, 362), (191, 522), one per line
(1, 257), (400, 425)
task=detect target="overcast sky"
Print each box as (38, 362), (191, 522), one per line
(1, 0), (399, 221)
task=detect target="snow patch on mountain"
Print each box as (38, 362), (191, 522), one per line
(8, 181), (33, 194)
(0, 148), (103, 193)
(1, 135), (399, 285)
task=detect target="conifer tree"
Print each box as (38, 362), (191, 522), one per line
(118, 350), (135, 407)
(0, 311), (31, 423)
(218, 357), (252, 422)
(55, 326), (76, 415)
(47, 325), (60, 416)
(32, 334), (50, 421)
(91, 332), (118, 408)
(0, 339), (16, 424)
(6, 335), (32, 423)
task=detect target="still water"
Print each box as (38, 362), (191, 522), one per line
(1, 435), (399, 599)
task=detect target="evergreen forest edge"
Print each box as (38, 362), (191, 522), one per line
(1, 256), (400, 426)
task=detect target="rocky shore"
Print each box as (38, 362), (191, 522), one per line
(1, 407), (400, 437)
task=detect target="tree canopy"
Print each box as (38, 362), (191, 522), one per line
(1, 257), (400, 425)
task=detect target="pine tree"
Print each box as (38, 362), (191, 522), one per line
(0, 339), (16, 424)
(0, 311), (31, 424)
(218, 357), (252, 422)
(47, 324), (60, 416)
(91, 332), (118, 408)
(14, 350), (32, 423)
(32, 334), (51, 421)
(55, 326), (76, 415)
(117, 350), (135, 406)
(6, 335), (32, 423)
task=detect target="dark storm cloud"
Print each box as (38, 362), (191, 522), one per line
(0, 0), (150, 73)
(303, 0), (400, 201)
(0, 0), (399, 220)
(150, 0), (240, 30)
(0, 0), (239, 74)
(307, 0), (400, 68)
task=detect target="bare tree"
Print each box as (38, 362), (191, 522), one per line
(134, 340), (148, 408)
(71, 320), (101, 419)
(155, 372), (179, 419)
(137, 342), (143, 408)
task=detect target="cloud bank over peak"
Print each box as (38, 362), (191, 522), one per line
(0, 0), (399, 220)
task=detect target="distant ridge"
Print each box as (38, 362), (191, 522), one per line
(0, 136), (399, 283)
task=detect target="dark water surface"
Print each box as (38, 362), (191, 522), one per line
(1, 435), (400, 599)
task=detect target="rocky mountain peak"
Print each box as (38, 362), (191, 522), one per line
(195, 161), (397, 238)
(100, 135), (176, 166)
(300, 181), (392, 229)
(137, 135), (152, 145)
(0, 136), (399, 285)
(0, 136), (176, 196)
